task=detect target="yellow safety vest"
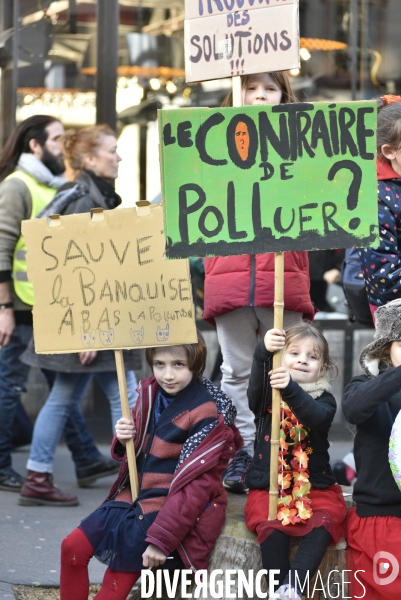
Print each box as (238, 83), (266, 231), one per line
(10, 171), (57, 306)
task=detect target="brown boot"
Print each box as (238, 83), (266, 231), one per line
(18, 471), (79, 506)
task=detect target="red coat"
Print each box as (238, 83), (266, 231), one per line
(107, 376), (242, 571)
(203, 252), (315, 324)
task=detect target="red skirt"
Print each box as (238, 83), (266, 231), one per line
(346, 507), (401, 599)
(245, 485), (346, 545)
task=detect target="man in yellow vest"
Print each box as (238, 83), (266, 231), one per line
(0, 115), (118, 495)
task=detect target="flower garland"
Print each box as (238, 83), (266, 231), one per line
(276, 399), (313, 526)
(381, 94), (401, 105)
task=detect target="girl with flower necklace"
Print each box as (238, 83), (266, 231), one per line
(244, 321), (346, 600)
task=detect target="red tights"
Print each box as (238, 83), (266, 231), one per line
(60, 528), (140, 600)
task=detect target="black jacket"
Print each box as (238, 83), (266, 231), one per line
(245, 341), (337, 490)
(21, 169), (139, 373)
(59, 170), (121, 215)
(342, 368), (401, 517)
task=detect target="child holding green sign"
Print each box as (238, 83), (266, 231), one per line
(204, 71), (315, 494)
(245, 321), (345, 599)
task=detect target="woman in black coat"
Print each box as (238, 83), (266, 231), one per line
(19, 126), (139, 506)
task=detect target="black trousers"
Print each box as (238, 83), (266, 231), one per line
(260, 526), (332, 592)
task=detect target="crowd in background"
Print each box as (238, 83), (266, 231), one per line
(1, 83), (401, 600)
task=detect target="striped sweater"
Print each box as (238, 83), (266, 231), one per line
(134, 379), (218, 523)
(108, 375), (242, 570)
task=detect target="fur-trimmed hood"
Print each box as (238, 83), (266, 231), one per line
(360, 298), (401, 377)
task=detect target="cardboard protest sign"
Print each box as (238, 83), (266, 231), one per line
(21, 204), (197, 353)
(159, 101), (379, 258)
(184, 0), (299, 82)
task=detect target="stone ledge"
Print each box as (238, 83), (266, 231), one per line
(130, 487), (353, 600)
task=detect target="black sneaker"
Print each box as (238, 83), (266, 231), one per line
(0, 466), (25, 492)
(76, 457), (120, 487)
(223, 449), (252, 494)
(330, 461), (353, 486)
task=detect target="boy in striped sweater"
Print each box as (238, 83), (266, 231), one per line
(60, 331), (241, 600)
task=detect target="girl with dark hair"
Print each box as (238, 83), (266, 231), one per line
(359, 96), (401, 319)
(59, 333), (241, 600)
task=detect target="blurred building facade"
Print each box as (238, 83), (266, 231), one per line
(1, 0), (390, 435)
(0, 0), (399, 203)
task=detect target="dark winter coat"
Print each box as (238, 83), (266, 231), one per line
(343, 366), (401, 518)
(359, 159), (401, 308)
(58, 170), (122, 215)
(107, 375), (242, 571)
(20, 170), (140, 373)
(245, 341), (337, 490)
(203, 252), (315, 325)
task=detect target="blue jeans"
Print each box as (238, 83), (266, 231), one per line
(0, 324), (103, 470)
(27, 370), (138, 473)
(0, 324), (32, 470)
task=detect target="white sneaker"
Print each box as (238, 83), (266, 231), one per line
(273, 583), (302, 599)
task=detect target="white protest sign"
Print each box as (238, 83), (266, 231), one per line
(184, 0), (299, 82)
(21, 204), (197, 353)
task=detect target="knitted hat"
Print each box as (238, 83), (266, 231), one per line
(360, 298), (401, 378)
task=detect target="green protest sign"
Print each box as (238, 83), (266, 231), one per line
(159, 101), (378, 258)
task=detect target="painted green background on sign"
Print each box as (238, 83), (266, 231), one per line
(159, 101), (378, 258)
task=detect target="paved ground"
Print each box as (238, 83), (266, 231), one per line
(0, 445), (112, 594)
(0, 440), (351, 598)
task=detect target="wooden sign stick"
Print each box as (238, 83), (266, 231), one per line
(114, 349), (138, 500)
(268, 251), (284, 520)
(232, 75), (242, 107)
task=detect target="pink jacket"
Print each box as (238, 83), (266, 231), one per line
(107, 376), (242, 571)
(203, 252), (315, 324)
